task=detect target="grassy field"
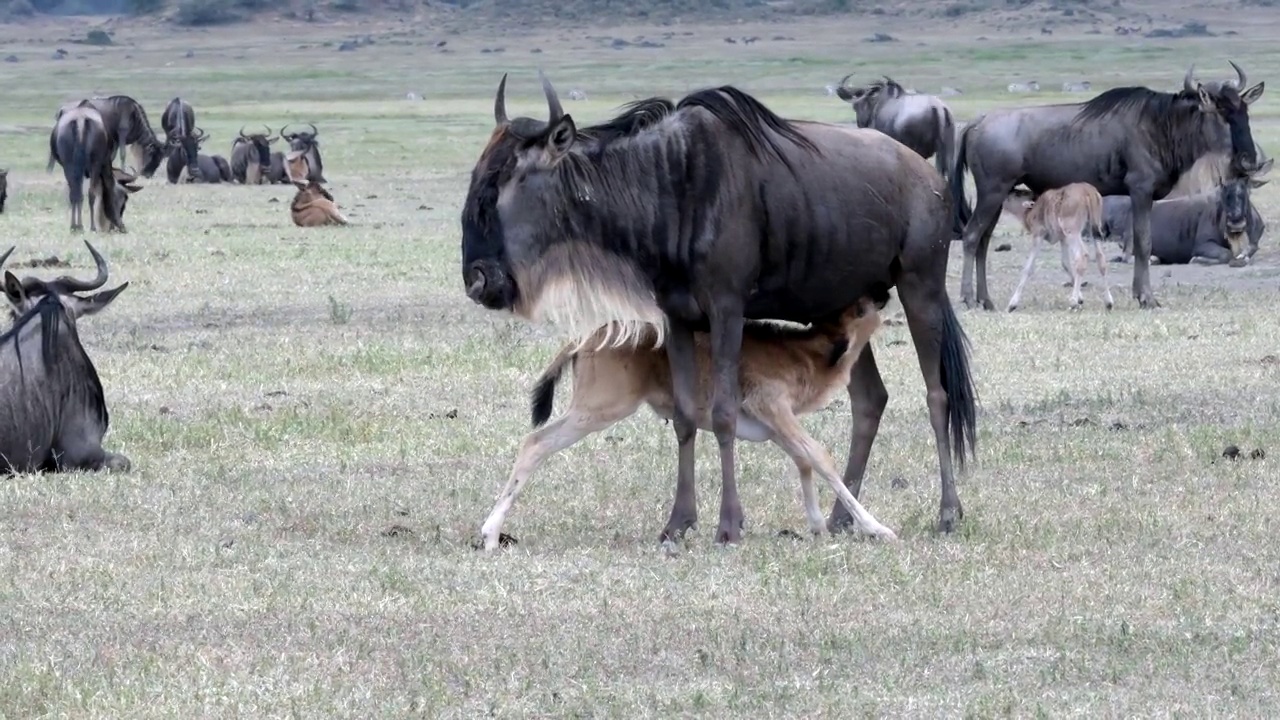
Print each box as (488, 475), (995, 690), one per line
(3, 6), (1280, 716)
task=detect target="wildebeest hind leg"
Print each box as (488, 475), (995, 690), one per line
(660, 323), (701, 544)
(708, 307), (747, 545)
(828, 349), (888, 533)
(794, 459), (826, 535)
(961, 191), (1007, 310)
(481, 407), (631, 551)
(1092, 237), (1114, 310)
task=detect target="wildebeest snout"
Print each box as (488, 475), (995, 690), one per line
(465, 259), (515, 310)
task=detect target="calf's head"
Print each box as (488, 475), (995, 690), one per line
(0, 241), (128, 323)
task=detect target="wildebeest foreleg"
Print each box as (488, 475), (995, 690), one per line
(481, 405), (634, 551)
(1189, 242), (1234, 266)
(1064, 232), (1089, 309)
(829, 349), (888, 533)
(1126, 186), (1160, 308)
(1006, 231), (1048, 312)
(659, 322), (701, 544)
(960, 191), (1009, 310)
(794, 458), (825, 535)
(54, 433), (130, 474)
(753, 397), (896, 540)
(708, 308), (747, 544)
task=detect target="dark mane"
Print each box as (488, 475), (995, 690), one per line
(676, 85), (821, 165)
(1073, 86), (1184, 124)
(0, 293), (107, 425)
(578, 97), (677, 147)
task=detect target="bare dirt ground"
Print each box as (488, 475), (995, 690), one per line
(2, 2), (1280, 716)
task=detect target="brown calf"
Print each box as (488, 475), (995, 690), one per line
(290, 181), (348, 227)
(1002, 182), (1112, 312)
(479, 296), (898, 550)
(88, 167), (143, 234)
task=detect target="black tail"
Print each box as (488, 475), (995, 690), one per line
(939, 299), (978, 469)
(949, 123), (973, 239)
(530, 345), (576, 428)
(68, 120), (88, 211)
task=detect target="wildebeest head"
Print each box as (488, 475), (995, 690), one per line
(238, 124), (277, 169)
(1218, 155), (1272, 264)
(1, 241), (129, 323)
(1177, 61), (1265, 173)
(169, 126), (206, 181)
(105, 167), (143, 224)
(281, 123), (319, 153)
(835, 74), (907, 128)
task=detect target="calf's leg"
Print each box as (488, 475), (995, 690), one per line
(1006, 231), (1047, 312)
(1066, 233), (1088, 308)
(830, 349), (888, 532)
(1091, 236), (1114, 310)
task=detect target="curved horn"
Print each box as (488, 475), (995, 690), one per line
(1184, 64), (1197, 94)
(0, 246), (14, 269)
(839, 73), (854, 88)
(1230, 60), (1247, 90)
(52, 241), (109, 293)
(305, 122), (318, 138)
(262, 124), (273, 138)
(539, 69), (563, 124)
(280, 123), (294, 139)
(239, 125), (249, 139)
(494, 72), (509, 126)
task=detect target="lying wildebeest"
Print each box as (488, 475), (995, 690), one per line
(47, 101), (125, 233)
(230, 125), (279, 184)
(1062, 81), (1092, 93)
(88, 167), (143, 233)
(952, 62), (1264, 310)
(1001, 183), (1111, 312)
(290, 180), (348, 227)
(836, 75), (957, 183)
(1007, 81), (1040, 93)
(1103, 158), (1272, 266)
(165, 129), (232, 183)
(0, 241), (131, 474)
(53, 95), (166, 179)
(262, 152), (291, 184)
(281, 123), (325, 183)
(462, 73), (978, 543)
(480, 294), (899, 551)
(163, 125), (206, 184)
(0, 168), (7, 213)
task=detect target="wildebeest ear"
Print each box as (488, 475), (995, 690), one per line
(68, 282), (128, 319)
(3, 271), (24, 305)
(546, 114), (577, 159)
(1241, 82), (1265, 105)
(1250, 178), (1270, 189)
(1196, 85), (1216, 112)
(122, 182), (143, 194)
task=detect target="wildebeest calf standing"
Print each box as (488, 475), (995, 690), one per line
(1001, 183), (1111, 311)
(952, 62), (1264, 310)
(1103, 158), (1272, 266)
(480, 296), (897, 550)
(462, 74), (978, 543)
(0, 241), (131, 474)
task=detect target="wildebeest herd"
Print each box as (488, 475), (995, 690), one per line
(40, 93), (342, 233)
(1, 61), (1270, 554)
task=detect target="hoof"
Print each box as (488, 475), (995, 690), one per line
(714, 523), (743, 545)
(658, 520), (695, 544)
(938, 505), (963, 534)
(981, 298), (996, 311)
(105, 453), (131, 473)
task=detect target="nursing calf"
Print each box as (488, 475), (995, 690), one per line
(479, 295), (898, 551)
(1002, 183), (1112, 312)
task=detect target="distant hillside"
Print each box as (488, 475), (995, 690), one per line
(0, 0), (1133, 28)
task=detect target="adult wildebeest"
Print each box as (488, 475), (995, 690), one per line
(263, 152), (291, 184)
(161, 97), (195, 147)
(952, 62), (1264, 310)
(0, 241), (131, 474)
(1103, 158), (1271, 266)
(1007, 81), (1040, 93)
(281, 123), (325, 183)
(1001, 183), (1111, 311)
(461, 73), (978, 544)
(230, 125), (279, 184)
(47, 101), (125, 233)
(481, 295), (898, 551)
(53, 95), (166, 179)
(163, 125), (207, 184)
(0, 168), (7, 213)
(835, 75), (957, 182)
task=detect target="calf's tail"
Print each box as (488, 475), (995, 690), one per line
(530, 344), (578, 428)
(939, 298), (978, 470)
(949, 123), (973, 239)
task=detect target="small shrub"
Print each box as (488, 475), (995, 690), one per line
(173, 0), (243, 25)
(7, 0), (35, 17)
(85, 29), (112, 45)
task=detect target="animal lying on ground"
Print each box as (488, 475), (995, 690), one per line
(1001, 183), (1111, 311)
(1102, 157), (1272, 266)
(88, 167), (143, 233)
(290, 181), (347, 227)
(479, 294), (898, 551)
(230, 125), (278, 184)
(0, 241), (131, 474)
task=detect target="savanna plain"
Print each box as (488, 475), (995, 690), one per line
(3, 4), (1280, 716)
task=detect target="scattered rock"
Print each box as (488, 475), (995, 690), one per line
(3, 55), (17, 63)
(1146, 21), (1214, 39)
(865, 32), (897, 43)
(428, 408), (458, 420)
(890, 476), (909, 490)
(380, 524), (414, 538)
(267, 197), (279, 203)
(435, 40), (447, 47)
(20, 255), (68, 268)
(1251, 448), (1267, 460)
(1108, 420), (1128, 431)
(994, 243), (1013, 252)
(184, 50), (194, 58)
(338, 41), (358, 52)
(1068, 416), (1092, 427)
(218, 536), (235, 549)
(265, 389), (288, 397)
(158, 405), (172, 415)
(1261, 355), (1278, 365)
(776, 529), (804, 540)
(531, 48), (542, 54)
(1222, 445), (1241, 460)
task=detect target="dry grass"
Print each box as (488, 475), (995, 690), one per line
(2, 8), (1280, 717)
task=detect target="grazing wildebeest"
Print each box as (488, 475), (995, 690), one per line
(952, 62), (1264, 310)
(281, 123), (325, 183)
(47, 102), (124, 233)
(53, 95), (166, 179)
(230, 125), (279, 184)
(163, 125), (206, 184)
(161, 97), (195, 147)
(1103, 158), (1272, 266)
(1001, 183), (1111, 311)
(835, 75), (957, 183)
(88, 167), (144, 233)
(0, 168), (7, 213)
(461, 73), (979, 543)
(480, 294), (900, 550)
(0, 241), (131, 474)
(290, 180), (348, 227)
